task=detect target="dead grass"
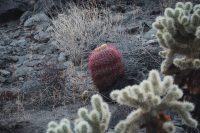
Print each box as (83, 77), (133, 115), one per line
(0, 63), (95, 114)
(52, 3), (124, 65)
(32, 61), (92, 108)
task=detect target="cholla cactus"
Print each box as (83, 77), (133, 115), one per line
(110, 70), (198, 133)
(46, 94), (111, 133)
(153, 2), (200, 74)
(46, 70), (198, 133)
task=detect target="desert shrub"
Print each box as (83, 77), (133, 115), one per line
(40, 62), (65, 91)
(52, 4), (123, 65)
(37, 60), (95, 108)
(37, 62), (65, 107)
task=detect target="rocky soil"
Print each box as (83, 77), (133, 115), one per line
(0, 0), (198, 133)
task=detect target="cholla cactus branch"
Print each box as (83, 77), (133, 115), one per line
(110, 70), (198, 133)
(163, 122), (175, 133)
(153, 2), (200, 73)
(46, 94), (111, 133)
(47, 119), (73, 133)
(114, 108), (145, 133)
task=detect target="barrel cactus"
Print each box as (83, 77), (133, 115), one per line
(88, 44), (124, 90)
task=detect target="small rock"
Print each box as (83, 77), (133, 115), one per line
(0, 40), (4, 45)
(111, 5), (126, 13)
(46, 26), (54, 33)
(0, 69), (10, 76)
(146, 39), (158, 45)
(14, 66), (34, 78)
(24, 59), (42, 67)
(26, 54), (45, 60)
(35, 22), (51, 32)
(125, 26), (140, 35)
(10, 30), (21, 39)
(33, 0), (65, 14)
(49, 40), (59, 48)
(0, 55), (18, 62)
(141, 21), (151, 32)
(144, 28), (156, 40)
(21, 80), (43, 93)
(30, 43), (57, 54)
(1, 34), (11, 45)
(0, 0), (33, 23)
(58, 52), (68, 62)
(20, 11), (33, 24)
(150, 8), (161, 15)
(10, 39), (27, 47)
(24, 13), (50, 27)
(33, 31), (50, 42)
(63, 61), (74, 68)
(19, 77), (24, 81)
(0, 76), (6, 83)
(16, 56), (26, 65)
(0, 46), (6, 54)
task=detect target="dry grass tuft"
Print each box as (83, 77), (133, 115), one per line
(52, 4), (123, 65)
(36, 60), (95, 108)
(40, 63), (65, 91)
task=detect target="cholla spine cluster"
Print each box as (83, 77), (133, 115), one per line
(47, 95), (110, 133)
(110, 70), (197, 133)
(46, 70), (198, 133)
(153, 2), (200, 73)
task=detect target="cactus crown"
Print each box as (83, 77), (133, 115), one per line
(153, 2), (200, 73)
(95, 44), (108, 51)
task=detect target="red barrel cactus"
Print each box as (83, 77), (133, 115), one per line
(88, 44), (124, 89)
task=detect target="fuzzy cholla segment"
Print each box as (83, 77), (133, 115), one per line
(46, 95), (110, 133)
(153, 2), (200, 73)
(110, 70), (198, 133)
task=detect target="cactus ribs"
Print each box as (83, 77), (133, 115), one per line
(88, 44), (124, 90)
